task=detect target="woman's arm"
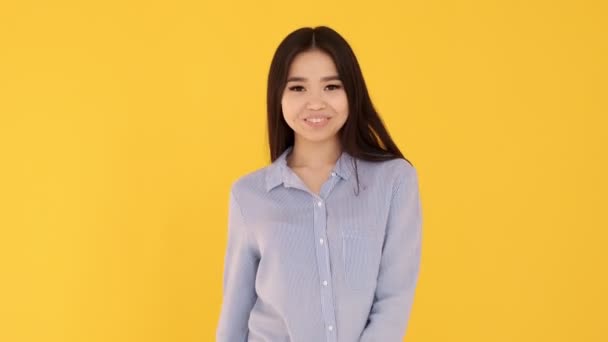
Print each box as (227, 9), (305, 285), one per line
(359, 163), (423, 341)
(216, 187), (259, 342)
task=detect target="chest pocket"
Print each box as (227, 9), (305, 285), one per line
(341, 229), (384, 291)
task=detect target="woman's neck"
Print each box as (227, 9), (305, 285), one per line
(287, 137), (342, 169)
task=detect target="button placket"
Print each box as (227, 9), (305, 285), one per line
(309, 173), (343, 342)
(312, 194), (337, 342)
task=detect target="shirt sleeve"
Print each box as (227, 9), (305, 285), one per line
(359, 163), (423, 341)
(216, 187), (260, 342)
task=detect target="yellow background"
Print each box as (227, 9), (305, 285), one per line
(1, 0), (606, 341)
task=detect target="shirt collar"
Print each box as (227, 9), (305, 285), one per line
(265, 146), (353, 192)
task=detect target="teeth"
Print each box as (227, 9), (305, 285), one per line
(306, 117), (327, 123)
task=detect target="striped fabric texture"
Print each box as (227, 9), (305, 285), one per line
(216, 146), (423, 342)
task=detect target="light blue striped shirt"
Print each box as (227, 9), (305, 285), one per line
(216, 146), (423, 342)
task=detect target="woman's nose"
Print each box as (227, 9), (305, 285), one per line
(305, 93), (326, 110)
(306, 100), (326, 110)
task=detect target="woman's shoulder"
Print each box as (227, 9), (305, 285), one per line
(229, 163), (274, 196)
(358, 156), (417, 182)
(384, 156), (415, 172)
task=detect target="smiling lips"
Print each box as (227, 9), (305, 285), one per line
(306, 117), (328, 123)
(303, 115), (331, 127)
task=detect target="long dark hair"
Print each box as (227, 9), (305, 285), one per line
(267, 26), (412, 193)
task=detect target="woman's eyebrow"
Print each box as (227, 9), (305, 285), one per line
(286, 75), (341, 82)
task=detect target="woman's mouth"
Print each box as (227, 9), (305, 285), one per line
(304, 116), (330, 128)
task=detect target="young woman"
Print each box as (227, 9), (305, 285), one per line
(217, 26), (423, 342)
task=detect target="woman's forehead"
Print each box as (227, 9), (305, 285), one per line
(287, 50), (339, 77)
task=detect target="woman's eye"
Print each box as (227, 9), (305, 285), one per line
(287, 84), (341, 92)
(288, 86), (305, 92)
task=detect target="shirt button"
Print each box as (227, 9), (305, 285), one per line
(322, 280), (328, 286)
(328, 325), (334, 331)
(319, 238), (324, 245)
(317, 201), (323, 207)
(331, 171), (336, 177)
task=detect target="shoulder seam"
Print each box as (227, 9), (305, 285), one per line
(230, 187), (260, 257)
(390, 162), (416, 202)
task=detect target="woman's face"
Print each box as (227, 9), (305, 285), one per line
(281, 49), (349, 145)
